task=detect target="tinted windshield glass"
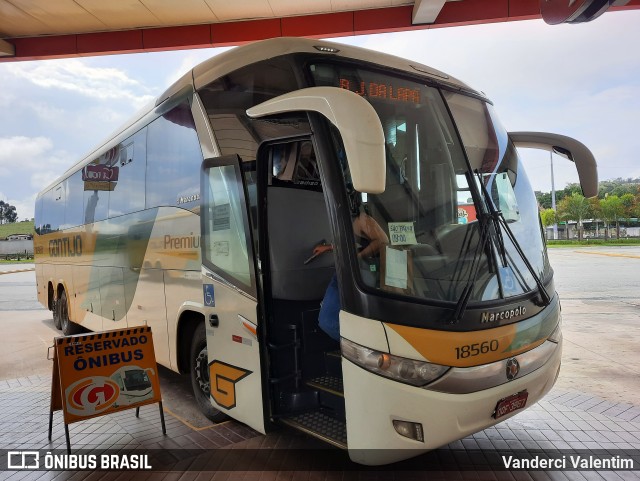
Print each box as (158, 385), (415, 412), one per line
(445, 92), (551, 295)
(309, 63), (548, 303)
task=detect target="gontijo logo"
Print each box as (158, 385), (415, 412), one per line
(65, 377), (120, 416)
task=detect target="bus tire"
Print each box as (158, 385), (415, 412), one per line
(52, 299), (62, 330)
(190, 323), (227, 423)
(58, 290), (80, 336)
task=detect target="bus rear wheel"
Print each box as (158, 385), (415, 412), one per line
(58, 290), (80, 336)
(52, 298), (62, 330)
(190, 323), (227, 423)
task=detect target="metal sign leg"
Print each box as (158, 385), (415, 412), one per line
(64, 424), (71, 454)
(159, 401), (167, 435)
(48, 410), (54, 440)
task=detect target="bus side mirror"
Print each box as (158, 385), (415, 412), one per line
(246, 86), (386, 194)
(509, 131), (598, 198)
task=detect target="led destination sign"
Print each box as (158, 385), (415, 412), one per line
(339, 78), (421, 104)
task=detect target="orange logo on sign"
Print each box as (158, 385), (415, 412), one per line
(209, 360), (251, 410)
(66, 377), (120, 416)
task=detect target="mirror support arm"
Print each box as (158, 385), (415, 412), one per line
(510, 131), (598, 197)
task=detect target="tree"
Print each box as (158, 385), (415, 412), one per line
(557, 193), (591, 240)
(0, 200), (18, 225)
(540, 208), (557, 239)
(599, 195), (624, 239)
(535, 183), (583, 210)
(588, 197), (602, 237)
(535, 191), (552, 210)
(621, 193), (636, 223)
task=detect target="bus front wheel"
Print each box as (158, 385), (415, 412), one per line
(58, 290), (80, 336)
(190, 323), (227, 423)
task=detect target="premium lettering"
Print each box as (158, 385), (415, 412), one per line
(164, 234), (200, 249)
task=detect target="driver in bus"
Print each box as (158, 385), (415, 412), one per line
(311, 198), (389, 341)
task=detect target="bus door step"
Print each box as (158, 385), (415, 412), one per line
(277, 390), (319, 413)
(306, 376), (345, 419)
(280, 411), (347, 449)
(306, 376), (343, 397)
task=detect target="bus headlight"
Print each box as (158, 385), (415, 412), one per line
(340, 338), (449, 386)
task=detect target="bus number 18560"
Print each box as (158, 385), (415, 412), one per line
(455, 340), (499, 359)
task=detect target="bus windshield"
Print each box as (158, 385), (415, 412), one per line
(309, 63), (550, 304)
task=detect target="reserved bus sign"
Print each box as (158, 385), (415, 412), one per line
(48, 326), (166, 452)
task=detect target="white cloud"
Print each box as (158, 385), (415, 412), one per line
(0, 136), (54, 171)
(9, 195), (37, 222)
(0, 191), (36, 221)
(30, 169), (64, 191)
(7, 59), (155, 109)
(0, 136), (72, 191)
(23, 101), (67, 124)
(0, 90), (13, 108)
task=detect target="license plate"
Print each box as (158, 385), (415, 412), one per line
(493, 391), (528, 419)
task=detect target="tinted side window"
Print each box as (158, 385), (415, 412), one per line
(146, 103), (203, 210)
(202, 161), (255, 295)
(34, 197), (43, 235)
(64, 170), (84, 228)
(109, 128), (147, 217)
(198, 56), (308, 162)
(83, 148), (115, 224)
(45, 184), (65, 232)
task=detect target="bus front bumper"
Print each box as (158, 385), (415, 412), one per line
(343, 339), (562, 465)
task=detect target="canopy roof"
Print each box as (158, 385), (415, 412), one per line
(1, 0), (638, 61)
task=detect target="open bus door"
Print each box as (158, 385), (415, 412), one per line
(200, 155), (266, 434)
(197, 87), (386, 436)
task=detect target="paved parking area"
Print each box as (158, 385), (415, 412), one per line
(0, 374), (639, 480)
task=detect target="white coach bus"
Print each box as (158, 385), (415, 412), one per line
(34, 37), (597, 464)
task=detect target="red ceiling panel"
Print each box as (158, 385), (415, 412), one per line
(281, 12), (355, 38)
(11, 35), (77, 60)
(354, 6), (425, 35)
(143, 24), (211, 51)
(77, 30), (144, 56)
(212, 18), (282, 46)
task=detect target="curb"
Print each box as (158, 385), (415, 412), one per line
(0, 267), (36, 275)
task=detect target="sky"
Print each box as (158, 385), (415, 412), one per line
(1, 10), (639, 221)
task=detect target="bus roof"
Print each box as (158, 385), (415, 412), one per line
(39, 37), (483, 196)
(159, 37), (479, 107)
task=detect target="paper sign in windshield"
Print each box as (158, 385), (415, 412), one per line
(388, 222), (417, 245)
(385, 247), (408, 289)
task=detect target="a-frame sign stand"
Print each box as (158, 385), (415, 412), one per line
(48, 326), (166, 453)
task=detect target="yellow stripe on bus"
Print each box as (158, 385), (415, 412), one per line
(385, 314), (554, 368)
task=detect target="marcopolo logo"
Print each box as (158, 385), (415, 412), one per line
(480, 306), (526, 323)
(65, 377), (120, 417)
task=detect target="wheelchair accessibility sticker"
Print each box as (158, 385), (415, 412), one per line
(203, 284), (215, 307)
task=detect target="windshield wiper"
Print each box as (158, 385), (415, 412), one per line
(475, 170), (551, 306)
(451, 171), (550, 323)
(450, 210), (494, 322)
